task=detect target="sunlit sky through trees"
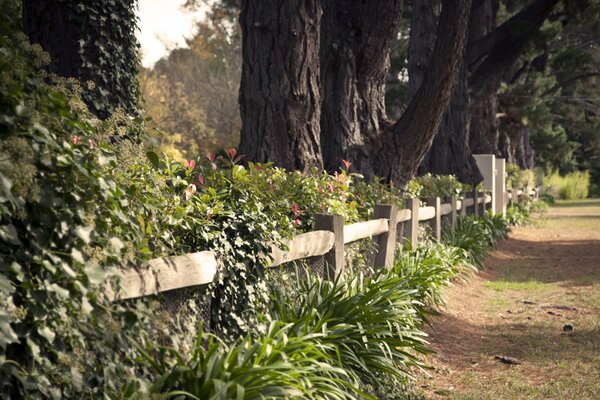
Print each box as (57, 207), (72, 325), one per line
(136, 0), (206, 68)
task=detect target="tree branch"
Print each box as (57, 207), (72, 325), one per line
(542, 71), (600, 96)
(468, 0), (560, 101)
(375, 0), (472, 186)
(468, 0), (559, 68)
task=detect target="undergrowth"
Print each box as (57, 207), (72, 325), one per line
(1, 7), (518, 398)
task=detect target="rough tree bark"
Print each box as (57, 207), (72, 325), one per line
(319, 0), (403, 177)
(374, 0), (473, 187)
(238, 0), (323, 171)
(415, 1), (483, 184)
(239, 0), (472, 185)
(22, 0), (140, 118)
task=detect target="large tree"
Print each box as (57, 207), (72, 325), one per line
(239, 0), (472, 188)
(22, 0), (141, 118)
(238, 0), (323, 171)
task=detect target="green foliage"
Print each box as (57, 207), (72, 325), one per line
(505, 205), (532, 226)
(0, 17), (200, 397)
(410, 174), (469, 200)
(391, 243), (476, 309)
(506, 163), (536, 189)
(543, 170), (590, 199)
(442, 214), (509, 266)
(267, 271), (429, 392)
(125, 322), (355, 400)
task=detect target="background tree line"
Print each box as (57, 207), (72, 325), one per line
(22, 0), (600, 191)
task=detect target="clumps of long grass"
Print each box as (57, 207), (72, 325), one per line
(389, 242), (477, 310)
(267, 271), (430, 393)
(442, 213), (509, 266)
(124, 322), (358, 399)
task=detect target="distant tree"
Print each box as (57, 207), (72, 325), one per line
(140, 9), (242, 157)
(22, 0), (140, 118)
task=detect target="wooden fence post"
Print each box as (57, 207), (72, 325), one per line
(403, 198), (419, 248)
(426, 197), (441, 241)
(472, 187), (480, 216)
(373, 204), (398, 270)
(450, 195), (458, 229)
(314, 214), (344, 280)
(460, 193), (467, 217)
(507, 189), (513, 206)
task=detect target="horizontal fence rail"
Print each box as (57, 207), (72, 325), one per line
(109, 185), (537, 301)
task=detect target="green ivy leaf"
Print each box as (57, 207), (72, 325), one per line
(147, 151), (160, 169)
(0, 224), (20, 245)
(0, 273), (14, 294)
(75, 226), (94, 244)
(38, 326), (56, 344)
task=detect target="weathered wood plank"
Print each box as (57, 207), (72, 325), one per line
(426, 197), (441, 241)
(463, 197), (475, 207)
(450, 196), (458, 228)
(418, 206), (436, 221)
(108, 251), (218, 301)
(373, 205), (397, 270)
(269, 230), (336, 267)
(403, 198), (419, 246)
(397, 208), (412, 222)
(344, 218), (389, 244)
(440, 203), (453, 216)
(315, 214), (344, 280)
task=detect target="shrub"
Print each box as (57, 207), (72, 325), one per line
(506, 163), (536, 189)
(124, 322), (357, 399)
(266, 270), (429, 393)
(543, 170), (590, 199)
(390, 243), (476, 309)
(0, 27), (194, 399)
(411, 173), (469, 199)
(442, 214), (509, 266)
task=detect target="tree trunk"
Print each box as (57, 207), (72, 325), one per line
(419, 64), (483, 183)
(22, 0), (140, 118)
(374, 0), (473, 187)
(319, 0), (402, 177)
(468, 0), (558, 157)
(238, 0), (323, 171)
(467, 0), (500, 155)
(413, 1), (482, 184)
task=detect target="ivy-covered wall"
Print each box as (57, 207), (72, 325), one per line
(22, 0), (140, 118)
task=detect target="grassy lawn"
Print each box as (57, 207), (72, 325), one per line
(418, 199), (600, 400)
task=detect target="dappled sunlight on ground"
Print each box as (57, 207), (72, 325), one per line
(417, 199), (600, 400)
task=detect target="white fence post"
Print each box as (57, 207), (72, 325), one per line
(473, 154), (496, 213)
(495, 158), (506, 216)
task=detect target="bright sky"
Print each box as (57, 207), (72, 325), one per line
(136, 0), (206, 68)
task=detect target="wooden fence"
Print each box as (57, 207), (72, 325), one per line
(107, 185), (539, 302)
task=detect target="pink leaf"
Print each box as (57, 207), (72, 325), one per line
(226, 148), (237, 159)
(185, 160), (196, 169)
(341, 159), (352, 170)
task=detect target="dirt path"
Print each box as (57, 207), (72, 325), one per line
(418, 200), (600, 399)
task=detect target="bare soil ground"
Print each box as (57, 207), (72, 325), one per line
(416, 200), (600, 399)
